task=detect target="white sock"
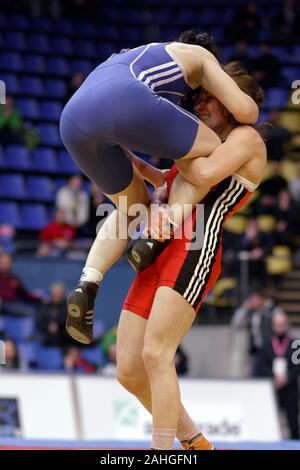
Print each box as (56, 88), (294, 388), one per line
(152, 428), (176, 450)
(80, 267), (103, 286)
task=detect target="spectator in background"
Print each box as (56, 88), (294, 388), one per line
(0, 252), (39, 317)
(0, 96), (24, 145)
(0, 224), (16, 254)
(56, 175), (89, 228)
(266, 111), (292, 162)
(252, 43), (282, 87)
(253, 310), (300, 439)
(271, 0), (300, 41)
(36, 281), (68, 347)
(256, 162), (288, 215)
(229, 41), (253, 72)
(0, 339), (20, 370)
(63, 346), (97, 373)
(237, 218), (273, 283)
(64, 72), (85, 105)
(231, 2), (261, 41)
(232, 289), (276, 357)
(273, 190), (295, 247)
(37, 209), (76, 257)
(77, 183), (106, 238)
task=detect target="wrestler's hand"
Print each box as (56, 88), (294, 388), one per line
(143, 204), (173, 242)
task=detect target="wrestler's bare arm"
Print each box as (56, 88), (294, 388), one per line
(176, 126), (266, 187)
(167, 43), (259, 125)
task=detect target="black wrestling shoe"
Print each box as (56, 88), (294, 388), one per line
(66, 281), (99, 344)
(127, 238), (172, 272)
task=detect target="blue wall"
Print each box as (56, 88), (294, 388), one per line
(14, 257), (136, 329)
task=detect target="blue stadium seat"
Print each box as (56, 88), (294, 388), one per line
(27, 34), (50, 53)
(70, 59), (92, 75)
(272, 46), (289, 61)
(39, 124), (62, 146)
(0, 202), (21, 227)
(20, 76), (44, 97)
(1, 74), (19, 94)
(121, 8), (140, 24)
(36, 347), (64, 370)
(100, 6), (121, 23)
(293, 45), (300, 64)
(8, 14), (30, 31)
(32, 148), (57, 173)
(98, 25), (120, 41)
(75, 22), (97, 37)
(53, 19), (74, 36)
(57, 150), (81, 174)
(74, 40), (96, 59)
(46, 57), (70, 77)
(31, 17), (51, 32)
(21, 204), (49, 230)
(282, 67), (299, 83)
(176, 9), (196, 25)
(17, 341), (37, 366)
(55, 178), (68, 191)
(45, 79), (66, 99)
(24, 54), (46, 73)
(81, 346), (105, 367)
(0, 174), (27, 199)
(5, 145), (32, 170)
(0, 52), (23, 72)
(3, 32), (26, 51)
(200, 9), (219, 24)
(27, 176), (55, 201)
(50, 37), (73, 56)
(264, 88), (289, 109)
(40, 101), (63, 121)
(16, 98), (40, 120)
(4, 317), (35, 341)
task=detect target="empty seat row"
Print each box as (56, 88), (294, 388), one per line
(0, 146), (80, 175)
(2, 74), (68, 98)
(16, 99), (63, 121)
(0, 201), (51, 230)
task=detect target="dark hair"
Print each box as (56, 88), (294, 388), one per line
(222, 61), (264, 108)
(176, 30), (220, 60)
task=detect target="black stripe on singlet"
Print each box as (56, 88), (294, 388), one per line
(173, 176), (248, 308)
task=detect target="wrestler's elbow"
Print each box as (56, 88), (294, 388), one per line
(233, 98), (259, 125)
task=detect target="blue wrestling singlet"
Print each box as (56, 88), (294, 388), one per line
(59, 43), (200, 194)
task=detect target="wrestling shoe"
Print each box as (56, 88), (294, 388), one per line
(181, 433), (214, 451)
(127, 238), (171, 272)
(66, 281), (99, 344)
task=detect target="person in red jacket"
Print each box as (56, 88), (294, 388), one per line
(38, 209), (76, 257)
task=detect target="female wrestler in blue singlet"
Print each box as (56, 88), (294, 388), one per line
(61, 32), (259, 343)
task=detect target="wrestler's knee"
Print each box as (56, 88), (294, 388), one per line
(116, 358), (145, 394)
